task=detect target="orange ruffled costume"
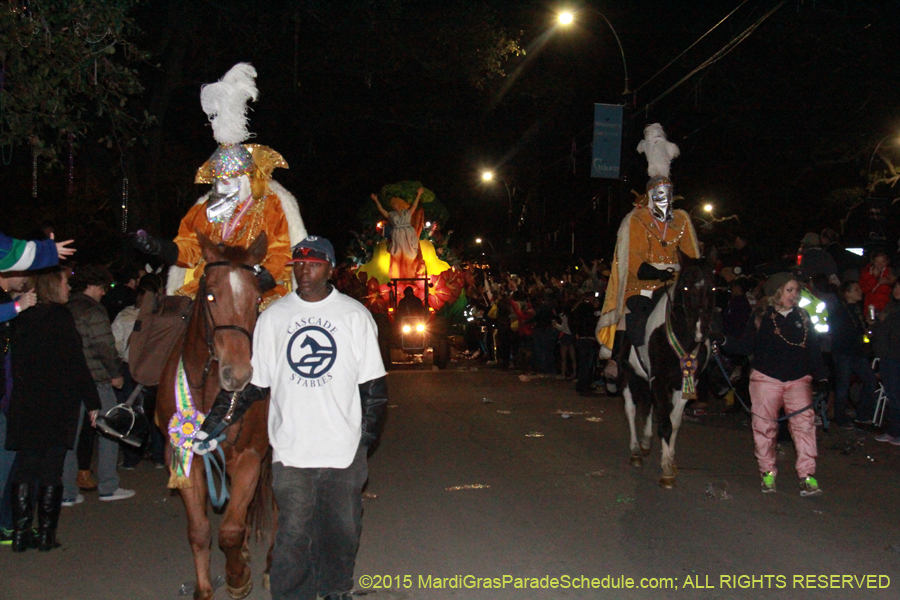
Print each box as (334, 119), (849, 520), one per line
(595, 206), (699, 355)
(168, 144), (305, 310)
(172, 194), (292, 306)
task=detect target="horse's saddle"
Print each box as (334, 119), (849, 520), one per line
(129, 294), (193, 386)
(625, 286), (668, 348)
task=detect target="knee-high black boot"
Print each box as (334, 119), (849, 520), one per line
(603, 330), (625, 374)
(611, 330), (625, 361)
(37, 485), (63, 551)
(11, 483), (34, 553)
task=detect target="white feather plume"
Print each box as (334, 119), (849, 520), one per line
(200, 63), (258, 145)
(636, 123), (680, 178)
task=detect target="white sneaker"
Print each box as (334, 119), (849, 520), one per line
(99, 488), (136, 502)
(61, 494), (84, 507)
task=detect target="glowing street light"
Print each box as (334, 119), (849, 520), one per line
(703, 203), (713, 213)
(480, 169), (514, 236)
(557, 8), (631, 97)
(475, 237), (483, 244)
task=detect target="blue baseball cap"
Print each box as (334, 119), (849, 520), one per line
(286, 236), (336, 267)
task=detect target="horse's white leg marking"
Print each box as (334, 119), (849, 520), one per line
(661, 390), (688, 477)
(641, 409), (653, 451)
(623, 386), (639, 456)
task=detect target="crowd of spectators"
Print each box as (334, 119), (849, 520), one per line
(3, 220), (900, 550)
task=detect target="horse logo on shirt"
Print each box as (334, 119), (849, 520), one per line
(287, 326), (337, 379)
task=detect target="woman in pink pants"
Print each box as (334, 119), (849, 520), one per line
(717, 272), (829, 496)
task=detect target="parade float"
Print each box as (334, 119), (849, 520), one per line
(335, 181), (467, 367)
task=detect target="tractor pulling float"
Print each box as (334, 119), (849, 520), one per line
(334, 180), (466, 369)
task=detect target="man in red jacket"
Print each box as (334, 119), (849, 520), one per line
(859, 249), (895, 314)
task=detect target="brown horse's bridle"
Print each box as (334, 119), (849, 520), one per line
(185, 260), (259, 390)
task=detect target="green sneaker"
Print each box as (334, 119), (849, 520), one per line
(760, 471), (776, 493)
(0, 528), (12, 545)
(799, 476), (822, 497)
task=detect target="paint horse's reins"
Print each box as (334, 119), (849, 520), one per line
(663, 269), (709, 400)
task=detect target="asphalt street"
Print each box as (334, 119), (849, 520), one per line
(1, 362), (899, 600)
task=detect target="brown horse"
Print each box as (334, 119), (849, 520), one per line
(157, 232), (273, 600)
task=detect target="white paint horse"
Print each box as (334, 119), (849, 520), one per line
(621, 253), (716, 488)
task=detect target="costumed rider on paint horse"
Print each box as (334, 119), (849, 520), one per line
(131, 63), (306, 309)
(596, 123), (700, 382)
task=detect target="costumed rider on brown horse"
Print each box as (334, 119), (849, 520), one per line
(595, 123), (700, 385)
(130, 63), (305, 443)
(131, 63), (305, 312)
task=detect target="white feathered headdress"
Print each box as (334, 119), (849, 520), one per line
(201, 63), (258, 145)
(636, 123), (679, 179)
(201, 63), (258, 179)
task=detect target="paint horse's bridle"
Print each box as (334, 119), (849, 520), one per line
(185, 260), (259, 391)
(663, 265), (714, 399)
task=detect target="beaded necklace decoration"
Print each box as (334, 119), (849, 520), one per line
(769, 309), (808, 348)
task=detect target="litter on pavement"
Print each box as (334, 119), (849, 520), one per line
(446, 484), (490, 491)
(704, 481), (732, 500)
(179, 576), (224, 596)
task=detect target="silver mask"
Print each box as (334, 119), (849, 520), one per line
(206, 176), (247, 224)
(648, 181), (673, 222)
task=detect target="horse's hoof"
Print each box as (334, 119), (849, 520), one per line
(630, 455), (643, 467)
(227, 579), (253, 600)
(659, 476), (676, 489)
(640, 446), (651, 457)
(262, 573), (271, 592)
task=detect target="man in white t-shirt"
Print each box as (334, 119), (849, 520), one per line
(193, 235), (387, 600)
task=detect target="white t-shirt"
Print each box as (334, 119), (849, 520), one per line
(251, 287), (386, 468)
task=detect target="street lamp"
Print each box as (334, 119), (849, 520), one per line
(475, 237), (495, 255)
(480, 170), (514, 236)
(557, 9), (631, 100)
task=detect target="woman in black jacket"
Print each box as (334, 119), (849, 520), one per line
(718, 272), (829, 497)
(5, 267), (100, 552)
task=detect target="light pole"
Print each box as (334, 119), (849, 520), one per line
(557, 9), (631, 102)
(481, 170), (514, 238)
(558, 8), (633, 216)
(475, 237), (495, 258)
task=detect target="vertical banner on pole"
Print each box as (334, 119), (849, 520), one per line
(867, 197), (888, 246)
(591, 104), (623, 179)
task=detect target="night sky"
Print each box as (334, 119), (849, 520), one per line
(1, 0), (898, 267)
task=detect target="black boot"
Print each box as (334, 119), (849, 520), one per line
(36, 485), (63, 552)
(603, 330), (626, 379)
(192, 384), (269, 454)
(10, 483), (34, 553)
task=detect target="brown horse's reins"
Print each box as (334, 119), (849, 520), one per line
(184, 260), (258, 391)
